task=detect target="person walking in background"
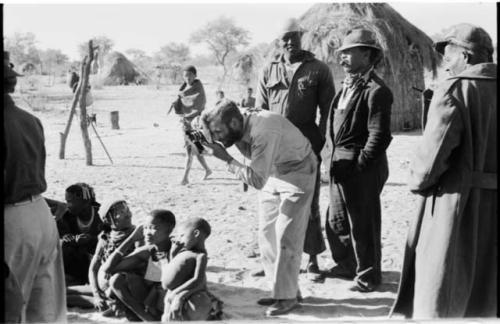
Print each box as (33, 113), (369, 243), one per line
(3, 51), (67, 322)
(391, 24), (497, 318)
(215, 89), (225, 105)
(325, 29), (392, 292)
(203, 101), (317, 315)
(255, 18), (336, 281)
(171, 65), (212, 185)
(240, 87), (256, 109)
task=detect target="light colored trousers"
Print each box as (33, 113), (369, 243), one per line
(258, 153), (317, 299)
(4, 195), (67, 323)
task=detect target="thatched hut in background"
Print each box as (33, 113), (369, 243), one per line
(101, 51), (149, 86)
(298, 3), (441, 131)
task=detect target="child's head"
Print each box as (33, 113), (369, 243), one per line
(174, 217), (211, 250)
(144, 209), (176, 246)
(99, 199), (133, 231)
(65, 183), (100, 216)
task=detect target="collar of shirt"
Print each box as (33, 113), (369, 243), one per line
(239, 112), (252, 144)
(342, 67), (373, 90)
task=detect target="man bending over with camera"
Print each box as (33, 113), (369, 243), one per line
(201, 99), (317, 316)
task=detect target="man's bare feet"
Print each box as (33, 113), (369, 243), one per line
(202, 169), (212, 180)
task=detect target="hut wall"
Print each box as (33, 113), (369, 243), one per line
(299, 3), (439, 132)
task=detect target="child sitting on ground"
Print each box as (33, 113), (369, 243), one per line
(161, 217), (223, 321)
(65, 199), (138, 312)
(106, 209), (176, 321)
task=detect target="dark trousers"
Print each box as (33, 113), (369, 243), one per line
(326, 154), (388, 286)
(303, 161), (326, 256)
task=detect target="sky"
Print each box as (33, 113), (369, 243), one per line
(3, 2), (497, 61)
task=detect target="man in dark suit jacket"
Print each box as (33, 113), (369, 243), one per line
(325, 29), (392, 292)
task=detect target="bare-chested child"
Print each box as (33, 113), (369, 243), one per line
(105, 209), (175, 321)
(161, 217), (223, 321)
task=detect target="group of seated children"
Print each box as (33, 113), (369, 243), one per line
(47, 182), (223, 321)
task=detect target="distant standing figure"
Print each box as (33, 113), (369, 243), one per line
(392, 24), (497, 318)
(173, 65), (212, 185)
(69, 70), (80, 93)
(215, 90), (225, 105)
(240, 87), (256, 109)
(4, 51), (67, 322)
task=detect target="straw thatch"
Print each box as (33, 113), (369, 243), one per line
(101, 52), (149, 86)
(298, 3), (440, 131)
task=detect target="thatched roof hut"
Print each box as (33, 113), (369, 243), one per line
(101, 52), (149, 86)
(298, 3), (441, 131)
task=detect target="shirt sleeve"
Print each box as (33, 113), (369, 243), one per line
(227, 131), (281, 190)
(317, 63), (336, 138)
(255, 66), (269, 110)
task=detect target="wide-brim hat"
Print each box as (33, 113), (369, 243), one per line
(279, 18), (305, 37)
(337, 28), (382, 52)
(434, 23), (493, 56)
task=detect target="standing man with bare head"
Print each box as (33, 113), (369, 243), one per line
(255, 18), (336, 281)
(325, 29), (392, 292)
(3, 51), (67, 322)
(392, 24), (496, 318)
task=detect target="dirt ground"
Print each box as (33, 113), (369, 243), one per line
(11, 78), (421, 322)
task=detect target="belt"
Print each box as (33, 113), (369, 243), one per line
(5, 194), (42, 206)
(469, 171), (497, 190)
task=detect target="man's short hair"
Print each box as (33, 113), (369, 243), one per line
(183, 65), (197, 76)
(185, 217), (211, 238)
(202, 99), (243, 126)
(150, 209), (176, 229)
(247, 87), (253, 92)
(216, 90), (224, 96)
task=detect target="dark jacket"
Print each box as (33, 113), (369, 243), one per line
(57, 206), (104, 254)
(256, 50), (335, 155)
(391, 63), (497, 318)
(326, 70), (392, 181)
(3, 94), (47, 204)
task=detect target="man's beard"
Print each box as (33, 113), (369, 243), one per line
(222, 126), (242, 148)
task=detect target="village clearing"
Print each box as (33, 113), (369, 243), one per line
(12, 77), (421, 322)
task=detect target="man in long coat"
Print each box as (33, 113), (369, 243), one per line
(325, 29), (392, 292)
(391, 23), (497, 318)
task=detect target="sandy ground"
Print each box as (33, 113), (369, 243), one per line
(11, 80), (421, 322)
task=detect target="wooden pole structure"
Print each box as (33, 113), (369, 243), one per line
(59, 63), (84, 159)
(79, 40), (95, 165)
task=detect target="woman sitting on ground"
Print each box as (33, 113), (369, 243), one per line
(57, 183), (105, 285)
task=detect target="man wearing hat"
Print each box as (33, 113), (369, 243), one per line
(255, 18), (335, 282)
(325, 28), (392, 292)
(3, 51), (67, 321)
(391, 23), (497, 318)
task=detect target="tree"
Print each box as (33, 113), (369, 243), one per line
(155, 42), (191, 65)
(125, 48), (147, 61)
(39, 49), (69, 84)
(4, 32), (41, 68)
(190, 16), (251, 81)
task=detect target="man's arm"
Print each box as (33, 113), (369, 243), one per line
(207, 131), (280, 190)
(170, 253), (207, 296)
(357, 86), (393, 172)
(255, 66), (269, 110)
(105, 245), (150, 276)
(408, 86), (463, 193)
(317, 63), (336, 139)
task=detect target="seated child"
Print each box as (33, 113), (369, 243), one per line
(106, 209), (176, 321)
(57, 183), (105, 285)
(161, 217), (223, 321)
(65, 199), (138, 311)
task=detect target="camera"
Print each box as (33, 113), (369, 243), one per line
(185, 129), (208, 153)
